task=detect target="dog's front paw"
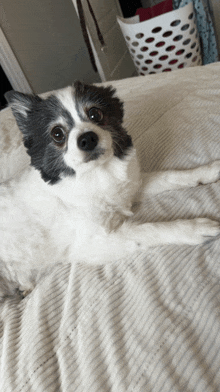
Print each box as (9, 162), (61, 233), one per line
(0, 277), (34, 302)
(197, 160), (220, 186)
(184, 218), (220, 245)
(0, 277), (20, 302)
(20, 288), (33, 298)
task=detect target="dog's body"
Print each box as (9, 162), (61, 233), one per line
(1, 82), (220, 299)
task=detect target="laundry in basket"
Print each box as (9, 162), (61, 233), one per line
(117, 2), (202, 75)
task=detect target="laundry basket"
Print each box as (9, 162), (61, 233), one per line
(117, 2), (202, 75)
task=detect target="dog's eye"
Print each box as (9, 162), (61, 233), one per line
(88, 107), (103, 123)
(50, 126), (66, 144)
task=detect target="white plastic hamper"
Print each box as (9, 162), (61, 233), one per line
(117, 2), (202, 75)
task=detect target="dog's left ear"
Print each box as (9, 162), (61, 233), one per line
(6, 91), (42, 134)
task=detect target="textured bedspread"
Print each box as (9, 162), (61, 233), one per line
(1, 63), (220, 391)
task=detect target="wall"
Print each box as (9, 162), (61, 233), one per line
(0, 0), (101, 94)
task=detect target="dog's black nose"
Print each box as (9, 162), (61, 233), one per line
(77, 131), (99, 151)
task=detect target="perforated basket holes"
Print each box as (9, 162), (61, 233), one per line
(121, 4), (202, 75)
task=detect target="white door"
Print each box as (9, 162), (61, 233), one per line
(72, 0), (137, 81)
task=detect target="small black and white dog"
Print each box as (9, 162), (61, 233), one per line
(1, 81), (220, 299)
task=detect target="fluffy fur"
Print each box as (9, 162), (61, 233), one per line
(1, 81), (220, 300)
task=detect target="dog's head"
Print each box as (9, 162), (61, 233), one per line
(8, 82), (133, 184)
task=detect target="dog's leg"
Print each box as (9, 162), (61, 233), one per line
(141, 160), (220, 196)
(118, 218), (220, 250)
(80, 218), (220, 264)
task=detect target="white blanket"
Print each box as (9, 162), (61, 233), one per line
(1, 63), (220, 391)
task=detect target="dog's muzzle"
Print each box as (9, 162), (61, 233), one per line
(77, 131), (99, 152)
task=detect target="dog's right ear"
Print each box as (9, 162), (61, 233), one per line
(6, 91), (42, 135)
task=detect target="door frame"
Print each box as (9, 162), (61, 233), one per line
(0, 27), (32, 93)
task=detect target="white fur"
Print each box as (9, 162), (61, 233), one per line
(1, 87), (220, 300)
(56, 86), (81, 123)
(1, 150), (220, 299)
(64, 121), (113, 172)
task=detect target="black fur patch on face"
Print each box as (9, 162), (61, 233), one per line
(74, 81), (133, 158)
(8, 92), (75, 184)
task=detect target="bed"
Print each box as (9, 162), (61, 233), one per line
(1, 62), (220, 392)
